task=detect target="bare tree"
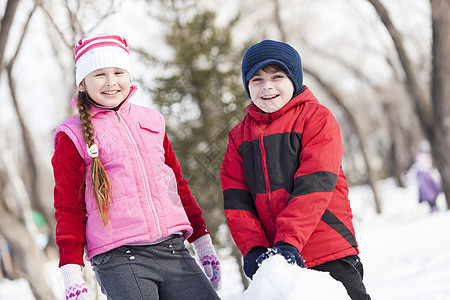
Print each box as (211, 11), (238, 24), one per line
(366, 0), (450, 209)
(0, 0), (121, 298)
(0, 187), (54, 300)
(36, 0), (120, 117)
(429, 0), (450, 209)
(0, 0), (20, 82)
(6, 2), (57, 247)
(1, 1), (57, 299)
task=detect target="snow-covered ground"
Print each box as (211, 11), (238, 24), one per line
(217, 178), (450, 300)
(1, 178), (449, 300)
(351, 179), (450, 300)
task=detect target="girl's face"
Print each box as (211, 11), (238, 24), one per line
(248, 68), (294, 113)
(79, 67), (131, 107)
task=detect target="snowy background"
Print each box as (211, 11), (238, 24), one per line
(1, 176), (449, 300)
(217, 177), (450, 300)
(0, 1), (447, 299)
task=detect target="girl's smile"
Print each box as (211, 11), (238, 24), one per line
(79, 67), (131, 108)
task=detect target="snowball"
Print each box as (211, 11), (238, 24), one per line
(243, 254), (349, 300)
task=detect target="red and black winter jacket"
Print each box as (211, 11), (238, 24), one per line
(220, 86), (359, 268)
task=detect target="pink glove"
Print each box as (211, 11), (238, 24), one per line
(192, 234), (222, 291)
(61, 264), (89, 300)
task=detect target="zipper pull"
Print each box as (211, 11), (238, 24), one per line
(115, 110), (123, 123)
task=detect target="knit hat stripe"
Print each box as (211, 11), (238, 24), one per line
(74, 34), (131, 85)
(74, 35), (129, 63)
(74, 35), (127, 52)
(75, 41), (129, 64)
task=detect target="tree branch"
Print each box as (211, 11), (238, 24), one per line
(0, 0), (21, 81)
(365, 0), (433, 139)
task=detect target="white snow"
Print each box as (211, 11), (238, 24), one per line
(243, 255), (348, 299)
(1, 178), (449, 299)
(0, 278), (35, 300)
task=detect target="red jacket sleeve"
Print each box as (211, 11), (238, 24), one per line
(52, 132), (87, 267)
(163, 133), (209, 242)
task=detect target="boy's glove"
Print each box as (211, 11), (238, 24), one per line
(243, 246), (268, 279)
(257, 241), (305, 268)
(192, 234), (222, 291)
(61, 264), (88, 300)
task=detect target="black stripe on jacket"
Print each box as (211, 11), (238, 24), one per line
(288, 171), (338, 202)
(223, 189), (258, 218)
(321, 209), (358, 252)
(239, 132), (302, 194)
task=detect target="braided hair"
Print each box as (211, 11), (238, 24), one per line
(77, 91), (112, 226)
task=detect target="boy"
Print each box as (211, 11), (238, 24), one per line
(220, 40), (370, 299)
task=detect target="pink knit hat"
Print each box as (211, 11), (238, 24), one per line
(74, 34), (131, 85)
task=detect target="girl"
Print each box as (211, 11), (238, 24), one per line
(52, 34), (221, 299)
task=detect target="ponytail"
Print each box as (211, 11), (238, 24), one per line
(77, 91), (112, 226)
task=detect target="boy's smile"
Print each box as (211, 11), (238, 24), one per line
(248, 67), (294, 113)
(261, 94), (279, 100)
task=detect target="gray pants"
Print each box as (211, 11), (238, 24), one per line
(91, 236), (220, 300)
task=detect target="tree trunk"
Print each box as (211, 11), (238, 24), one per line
(367, 0), (450, 210)
(383, 102), (415, 187)
(0, 135), (56, 299)
(366, 0), (433, 139)
(0, 0), (21, 82)
(6, 62), (57, 249)
(0, 205), (55, 300)
(430, 0), (450, 209)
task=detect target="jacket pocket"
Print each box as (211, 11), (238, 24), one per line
(339, 255), (364, 278)
(138, 118), (162, 134)
(91, 250), (113, 266)
(138, 119), (164, 154)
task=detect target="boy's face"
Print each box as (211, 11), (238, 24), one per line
(79, 67), (131, 108)
(248, 68), (294, 113)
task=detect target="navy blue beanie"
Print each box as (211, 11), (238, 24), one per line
(242, 40), (303, 98)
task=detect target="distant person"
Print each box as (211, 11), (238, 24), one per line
(221, 40), (370, 299)
(52, 34), (221, 299)
(414, 143), (441, 213)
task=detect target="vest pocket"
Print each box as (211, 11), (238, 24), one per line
(138, 120), (164, 154)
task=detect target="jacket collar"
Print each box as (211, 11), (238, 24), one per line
(246, 85), (317, 123)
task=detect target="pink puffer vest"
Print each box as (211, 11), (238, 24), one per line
(54, 93), (193, 260)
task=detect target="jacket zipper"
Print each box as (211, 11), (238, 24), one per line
(115, 110), (162, 238)
(259, 122), (276, 226)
